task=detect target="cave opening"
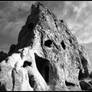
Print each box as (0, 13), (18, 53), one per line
(44, 66), (49, 83)
(0, 82), (6, 91)
(79, 81), (92, 90)
(60, 20), (64, 23)
(28, 74), (35, 88)
(44, 39), (53, 48)
(61, 40), (66, 50)
(69, 39), (72, 44)
(34, 53), (50, 84)
(23, 61), (32, 68)
(78, 55), (89, 80)
(65, 81), (75, 87)
(78, 69), (88, 80)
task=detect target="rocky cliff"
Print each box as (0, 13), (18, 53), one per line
(0, 2), (92, 91)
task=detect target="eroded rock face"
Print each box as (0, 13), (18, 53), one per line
(0, 2), (92, 91)
(0, 51), (8, 63)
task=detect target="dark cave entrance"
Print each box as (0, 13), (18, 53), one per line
(34, 53), (51, 84)
(44, 65), (49, 83)
(0, 82), (6, 91)
(78, 52), (89, 80)
(61, 40), (66, 50)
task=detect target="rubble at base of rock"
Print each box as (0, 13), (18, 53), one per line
(0, 2), (92, 91)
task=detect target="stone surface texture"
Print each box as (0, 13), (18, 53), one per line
(0, 2), (92, 91)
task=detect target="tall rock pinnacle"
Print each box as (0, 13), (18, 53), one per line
(0, 2), (92, 91)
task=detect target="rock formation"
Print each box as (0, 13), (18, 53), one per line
(0, 51), (8, 63)
(0, 2), (92, 91)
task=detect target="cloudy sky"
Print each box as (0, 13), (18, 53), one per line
(0, 1), (92, 62)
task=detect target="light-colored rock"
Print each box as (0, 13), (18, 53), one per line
(0, 2), (92, 91)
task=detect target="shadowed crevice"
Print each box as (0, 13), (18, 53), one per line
(61, 40), (66, 50)
(79, 81), (92, 91)
(23, 61), (32, 67)
(78, 51), (89, 80)
(65, 81), (75, 86)
(28, 74), (35, 88)
(0, 82), (6, 91)
(78, 69), (89, 80)
(34, 53), (51, 84)
(44, 39), (53, 48)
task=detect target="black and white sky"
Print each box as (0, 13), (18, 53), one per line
(0, 1), (92, 61)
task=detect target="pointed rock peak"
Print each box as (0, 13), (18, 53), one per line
(25, 2), (41, 25)
(26, 2), (57, 26)
(17, 2), (58, 49)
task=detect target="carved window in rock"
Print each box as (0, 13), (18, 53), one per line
(44, 39), (53, 48)
(65, 80), (75, 87)
(44, 65), (49, 83)
(23, 61), (32, 67)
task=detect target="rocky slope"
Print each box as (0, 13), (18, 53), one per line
(0, 2), (92, 91)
